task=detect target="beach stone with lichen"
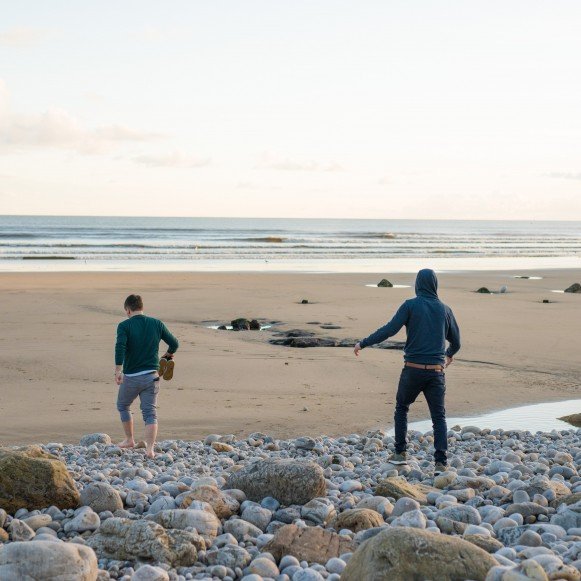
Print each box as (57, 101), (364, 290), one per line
(0, 446), (80, 513)
(178, 484), (239, 518)
(341, 527), (499, 581)
(374, 476), (435, 503)
(331, 508), (384, 532)
(263, 524), (357, 564)
(225, 458), (326, 505)
(86, 517), (199, 566)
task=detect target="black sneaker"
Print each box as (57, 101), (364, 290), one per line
(388, 452), (408, 465)
(434, 462), (447, 475)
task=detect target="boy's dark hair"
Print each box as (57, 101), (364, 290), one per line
(124, 294), (143, 311)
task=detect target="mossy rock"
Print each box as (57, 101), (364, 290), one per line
(0, 446), (80, 513)
(377, 279), (393, 288)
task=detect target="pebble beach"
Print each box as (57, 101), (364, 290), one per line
(1, 424), (581, 580)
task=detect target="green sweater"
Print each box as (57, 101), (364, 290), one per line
(115, 314), (179, 374)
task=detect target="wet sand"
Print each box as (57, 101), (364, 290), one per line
(0, 269), (579, 445)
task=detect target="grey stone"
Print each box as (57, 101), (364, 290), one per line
(79, 433), (112, 446)
(80, 482), (123, 514)
(147, 509), (220, 542)
(8, 519), (36, 541)
(438, 504), (482, 525)
(0, 541), (98, 580)
(241, 505), (272, 531)
(206, 544), (252, 569)
(226, 459), (326, 505)
(64, 507), (101, 533)
(132, 564), (170, 581)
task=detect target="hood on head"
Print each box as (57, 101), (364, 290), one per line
(415, 268), (438, 299)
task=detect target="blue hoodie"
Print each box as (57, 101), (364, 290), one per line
(360, 269), (461, 365)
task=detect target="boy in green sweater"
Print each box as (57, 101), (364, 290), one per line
(115, 294), (179, 458)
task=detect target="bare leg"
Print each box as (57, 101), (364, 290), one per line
(119, 418), (135, 448)
(144, 423), (157, 458)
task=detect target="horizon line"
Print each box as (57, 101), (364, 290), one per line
(3, 213), (581, 223)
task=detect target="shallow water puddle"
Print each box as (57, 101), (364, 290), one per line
(388, 399), (581, 434)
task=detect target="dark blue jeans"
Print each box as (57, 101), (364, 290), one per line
(394, 366), (448, 464)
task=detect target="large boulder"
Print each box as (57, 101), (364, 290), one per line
(0, 446), (80, 513)
(374, 477), (434, 503)
(377, 279), (393, 287)
(225, 459), (326, 505)
(0, 541), (98, 580)
(342, 528), (498, 581)
(80, 482), (123, 513)
(86, 517), (200, 566)
(331, 508), (384, 532)
(564, 283), (581, 293)
(263, 524), (357, 565)
(178, 485), (239, 518)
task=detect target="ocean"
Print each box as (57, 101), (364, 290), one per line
(1, 215), (581, 273)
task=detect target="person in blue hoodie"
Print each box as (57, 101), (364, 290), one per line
(354, 269), (460, 473)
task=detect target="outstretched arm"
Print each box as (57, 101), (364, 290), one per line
(160, 322), (179, 356)
(445, 309), (461, 366)
(114, 324), (127, 385)
(354, 303), (409, 356)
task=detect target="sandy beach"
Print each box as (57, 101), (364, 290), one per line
(0, 269), (579, 446)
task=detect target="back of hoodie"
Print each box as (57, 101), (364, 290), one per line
(359, 269), (461, 365)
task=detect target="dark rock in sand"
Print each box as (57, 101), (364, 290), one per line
(231, 318), (251, 330)
(320, 324), (342, 329)
(0, 446), (80, 513)
(476, 287), (491, 294)
(273, 337), (339, 348)
(559, 413), (581, 427)
(217, 325), (228, 330)
(249, 319), (261, 330)
(377, 279), (393, 287)
(564, 283), (581, 293)
(341, 527), (498, 581)
(301, 299), (309, 304)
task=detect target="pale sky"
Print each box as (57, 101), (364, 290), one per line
(1, 1), (580, 220)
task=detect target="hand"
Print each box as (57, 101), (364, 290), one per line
(354, 342), (362, 357)
(115, 371), (124, 385)
(162, 352), (174, 360)
(445, 356), (453, 368)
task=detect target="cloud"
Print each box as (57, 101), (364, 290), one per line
(547, 172), (581, 181)
(258, 153), (343, 172)
(132, 150), (210, 168)
(0, 79), (163, 154)
(0, 27), (49, 47)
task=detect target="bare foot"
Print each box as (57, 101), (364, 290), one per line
(145, 447), (155, 459)
(118, 439), (135, 449)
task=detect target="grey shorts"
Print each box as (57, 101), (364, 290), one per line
(116, 372), (159, 425)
